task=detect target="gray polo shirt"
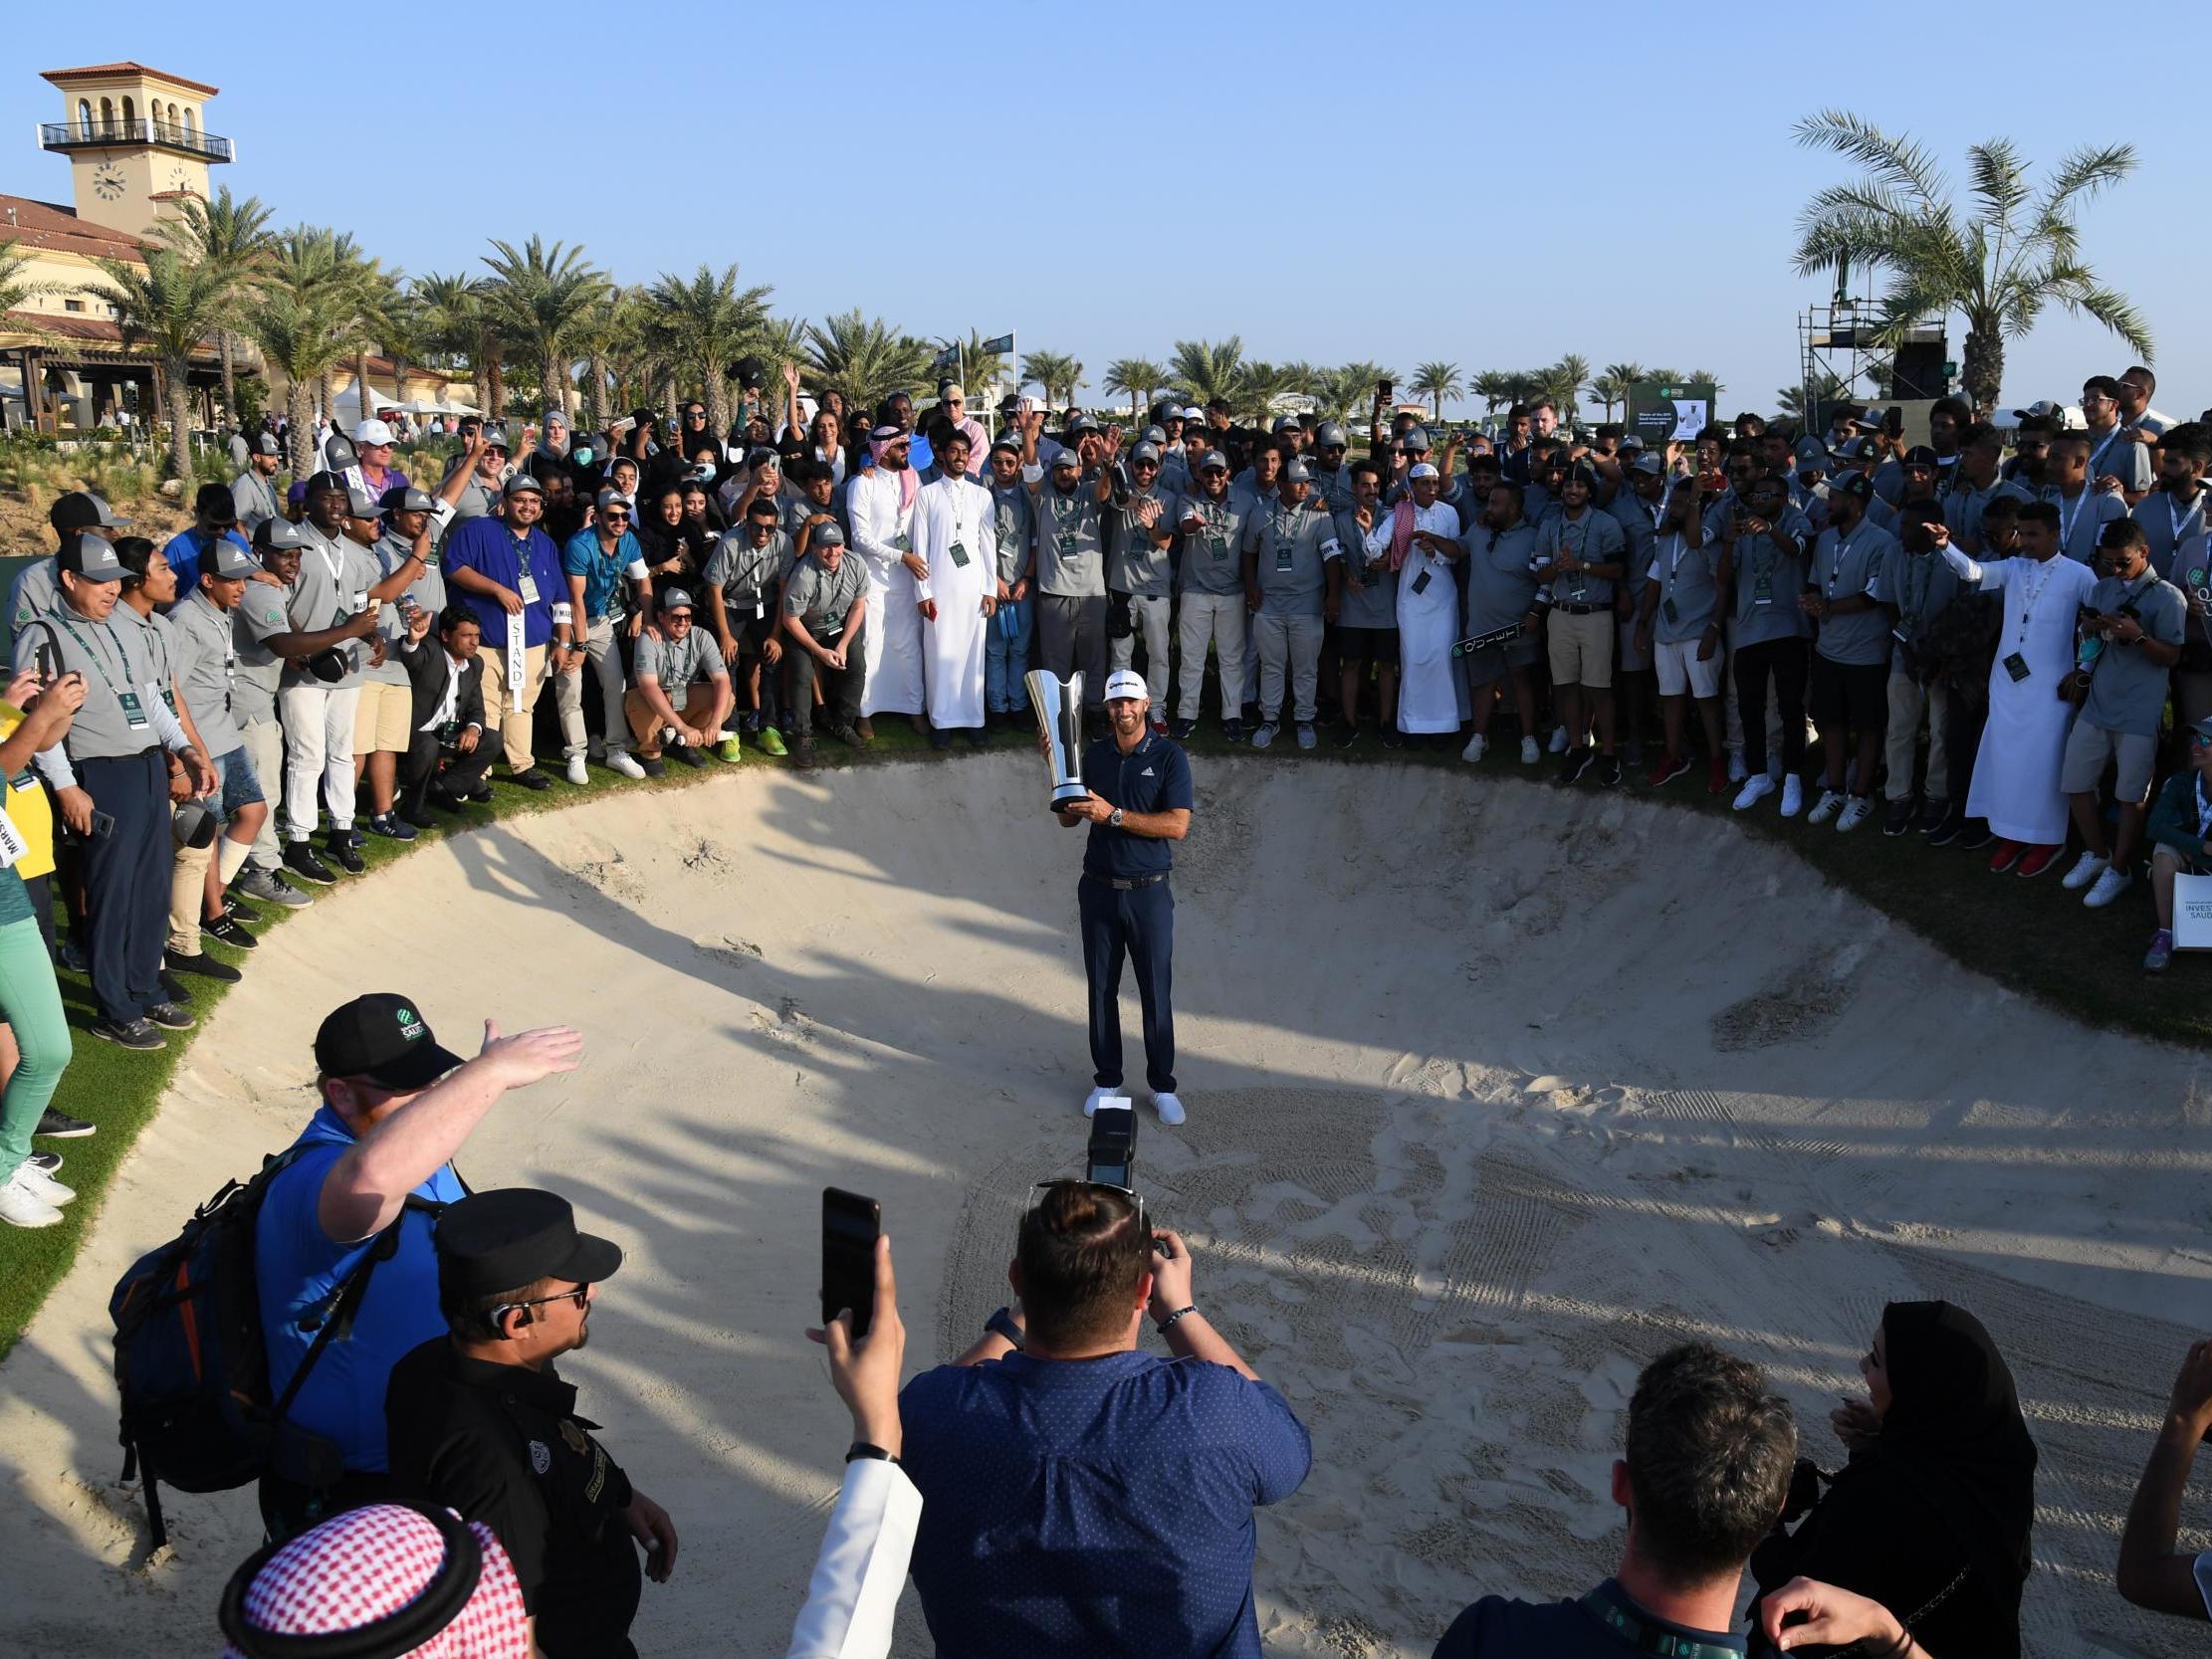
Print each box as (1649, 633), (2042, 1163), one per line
(705, 528), (795, 615)
(1034, 484), (1107, 598)
(9, 558), (59, 635)
(1242, 498), (1341, 616)
(1176, 493), (1251, 597)
(232, 578), (291, 726)
(635, 623), (725, 690)
(1876, 542), (1964, 651)
(2134, 489), (2211, 581)
(1334, 507), (1400, 630)
(167, 587), (245, 754)
(367, 531), (446, 689)
(1715, 509), (1816, 646)
(12, 605), (163, 761)
(1536, 508), (1627, 608)
(782, 551), (866, 638)
(120, 606), (181, 724)
(1941, 476), (2031, 555)
(2085, 426), (2154, 496)
(991, 483), (1035, 585)
(282, 525), (380, 691)
(1647, 532), (1724, 644)
(1107, 488), (1174, 598)
(2083, 570), (2186, 736)
(1307, 463), (1355, 515)
(2046, 485), (2129, 565)
(1463, 520), (1545, 634)
(1811, 521), (1899, 666)
(1607, 494), (1662, 600)
(230, 468), (282, 536)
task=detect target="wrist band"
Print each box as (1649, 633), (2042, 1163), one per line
(1156, 1305), (1198, 1334)
(844, 1441), (899, 1467)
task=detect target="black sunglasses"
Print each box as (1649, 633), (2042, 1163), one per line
(494, 1284), (589, 1322)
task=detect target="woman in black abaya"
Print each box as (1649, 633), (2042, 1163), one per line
(1748, 1301), (2037, 1659)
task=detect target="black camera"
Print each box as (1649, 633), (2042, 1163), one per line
(1085, 1101), (1137, 1190)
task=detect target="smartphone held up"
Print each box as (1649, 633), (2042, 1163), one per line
(821, 1187), (882, 1338)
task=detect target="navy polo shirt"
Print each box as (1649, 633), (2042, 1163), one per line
(1080, 731), (1194, 880)
(899, 1349), (1311, 1659)
(1433, 1583), (1745, 1659)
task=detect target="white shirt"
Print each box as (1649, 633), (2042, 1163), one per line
(783, 1460), (921, 1659)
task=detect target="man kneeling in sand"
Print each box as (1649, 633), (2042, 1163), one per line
(1433, 1343), (1796, 1657)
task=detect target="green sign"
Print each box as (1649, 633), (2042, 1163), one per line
(1627, 381), (1719, 447)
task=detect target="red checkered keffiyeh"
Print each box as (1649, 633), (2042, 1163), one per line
(222, 1504), (529, 1658)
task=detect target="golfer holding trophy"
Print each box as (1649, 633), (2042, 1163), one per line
(1027, 667), (1196, 1126)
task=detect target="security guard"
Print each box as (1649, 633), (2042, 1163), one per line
(1055, 667), (1195, 1127)
(385, 1188), (679, 1659)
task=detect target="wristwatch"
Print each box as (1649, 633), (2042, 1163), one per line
(845, 1441), (900, 1466)
(1108, 807), (1125, 828)
(986, 1305), (1025, 1348)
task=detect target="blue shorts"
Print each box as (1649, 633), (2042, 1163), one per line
(212, 745), (266, 817)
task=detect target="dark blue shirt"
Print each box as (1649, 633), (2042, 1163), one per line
(899, 1349), (1310, 1659)
(1433, 1582), (1746, 1659)
(442, 515), (563, 647)
(1080, 731), (1194, 880)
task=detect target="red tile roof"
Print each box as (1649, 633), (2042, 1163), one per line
(41, 63), (220, 97)
(2, 309), (222, 364)
(0, 195), (144, 263)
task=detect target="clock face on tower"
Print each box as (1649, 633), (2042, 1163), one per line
(167, 163), (190, 192)
(92, 162), (124, 202)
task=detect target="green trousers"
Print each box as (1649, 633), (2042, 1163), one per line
(0, 914), (72, 1186)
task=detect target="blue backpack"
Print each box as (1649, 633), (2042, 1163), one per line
(109, 1149), (433, 1550)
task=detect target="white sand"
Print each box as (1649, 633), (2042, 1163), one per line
(2, 752), (2209, 1657)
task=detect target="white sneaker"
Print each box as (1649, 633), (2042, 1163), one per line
(1806, 788), (1845, 825)
(1732, 774), (1776, 812)
(564, 754), (589, 786)
(1460, 733), (1487, 763)
(1547, 726), (1569, 754)
(1250, 723), (1278, 749)
(0, 1168), (63, 1229)
(2061, 850), (2107, 891)
(1780, 775), (1805, 818)
(1153, 1092), (1187, 1126)
(1727, 750), (1749, 783)
(1836, 794), (1875, 833)
(1520, 735), (1541, 764)
(2085, 866), (2134, 909)
(606, 750), (647, 780)
(14, 1160), (74, 1204)
(1083, 1086), (1114, 1118)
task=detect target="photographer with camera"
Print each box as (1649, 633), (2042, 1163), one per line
(898, 1176), (1310, 1659)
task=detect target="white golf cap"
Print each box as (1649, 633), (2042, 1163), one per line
(351, 418), (395, 445)
(1103, 668), (1149, 702)
(1409, 462), (1440, 480)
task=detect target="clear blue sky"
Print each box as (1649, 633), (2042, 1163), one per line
(8, 3), (2208, 420)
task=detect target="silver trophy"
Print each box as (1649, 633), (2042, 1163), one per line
(1025, 670), (1089, 812)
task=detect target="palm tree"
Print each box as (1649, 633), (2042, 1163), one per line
(1776, 366), (1853, 424)
(1529, 363), (1582, 421)
(1686, 369), (1725, 402)
(1241, 361), (1296, 425)
(480, 236), (608, 423)
(1590, 361), (1647, 423)
(88, 246), (233, 478)
(146, 185), (272, 430)
(1021, 349), (1083, 410)
(932, 330), (1012, 403)
(1319, 361), (1394, 425)
(1792, 110), (2149, 416)
(411, 272), (488, 413)
(253, 228), (367, 474)
(351, 262), (409, 430)
(1469, 371), (1514, 417)
(1102, 357), (1165, 420)
(1167, 337), (1247, 412)
(1412, 361), (1463, 422)
(1552, 354), (1593, 423)
(805, 310), (936, 416)
(644, 263), (774, 437)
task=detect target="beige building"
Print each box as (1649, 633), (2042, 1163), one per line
(1, 62), (461, 437)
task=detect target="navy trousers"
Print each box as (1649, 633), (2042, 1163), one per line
(1078, 875), (1176, 1094)
(78, 749), (171, 1023)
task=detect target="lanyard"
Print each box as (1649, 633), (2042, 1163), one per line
(1824, 523), (1867, 598)
(2089, 428), (2122, 479)
(2171, 491), (2204, 548)
(52, 610), (138, 701)
(1897, 551), (1936, 618)
(2012, 555), (2060, 649)
(2056, 489), (2090, 551)
(1663, 532), (1690, 580)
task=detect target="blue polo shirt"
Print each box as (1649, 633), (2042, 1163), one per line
(441, 516), (562, 647)
(561, 525), (645, 621)
(253, 1105), (466, 1473)
(1433, 1582), (1745, 1659)
(160, 526), (252, 599)
(1080, 731), (1194, 880)
(899, 1349), (1311, 1659)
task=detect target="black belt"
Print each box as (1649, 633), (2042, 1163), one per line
(1085, 872), (1169, 891)
(1554, 602), (1607, 615)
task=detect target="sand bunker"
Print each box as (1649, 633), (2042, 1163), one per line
(2, 753), (2209, 1658)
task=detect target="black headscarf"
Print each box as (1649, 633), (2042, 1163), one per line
(1873, 1300), (2038, 1583)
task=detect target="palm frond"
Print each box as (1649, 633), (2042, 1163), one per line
(1793, 109), (1950, 210)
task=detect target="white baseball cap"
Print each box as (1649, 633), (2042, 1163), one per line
(351, 418), (395, 446)
(1103, 668), (1149, 702)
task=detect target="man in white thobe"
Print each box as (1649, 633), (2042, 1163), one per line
(848, 425), (927, 733)
(912, 432), (998, 747)
(1938, 498), (2100, 873)
(1371, 464), (1465, 735)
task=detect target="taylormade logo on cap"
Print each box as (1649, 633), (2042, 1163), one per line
(1104, 669), (1149, 701)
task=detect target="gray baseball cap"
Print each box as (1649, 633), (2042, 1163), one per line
(1399, 427), (1432, 452)
(60, 531), (124, 581)
(1316, 422), (1349, 448)
(810, 521), (846, 547)
(503, 473), (543, 497)
(658, 585), (695, 613)
(1142, 426), (1168, 446)
(1282, 460), (1312, 484)
(379, 485), (438, 516)
(1197, 452), (1229, 473)
(1131, 442), (1161, 464)
(251, 432), (282, 457)
(1630, 453), (1665, 477)
(206, 538), (259, 579)
(1049, 448), (1082, 470)
(1272, 415), (1302, 435)
(255, 518), (312, 552)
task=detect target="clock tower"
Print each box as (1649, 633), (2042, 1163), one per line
(35, 62), (232, 239)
